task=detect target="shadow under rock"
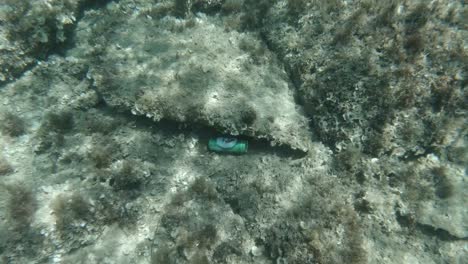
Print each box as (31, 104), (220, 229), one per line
(119, 107), (308, 159)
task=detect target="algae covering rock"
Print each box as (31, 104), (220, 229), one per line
(262, 1), (467, 156)
(414, 160), (467, 239)
(72, 5), (312, 151)
(1, 0), (467, 263)
(0, 0), (84, 83)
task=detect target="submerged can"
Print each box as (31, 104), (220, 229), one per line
(208, 137), (248, 154)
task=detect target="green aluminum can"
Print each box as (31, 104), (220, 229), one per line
(208, 137), (248, 154)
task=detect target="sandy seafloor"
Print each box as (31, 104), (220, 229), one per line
(0, 1), (466, 263)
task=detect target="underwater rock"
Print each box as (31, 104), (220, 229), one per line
(72, 8), (312, 151)
(0, 0), (82, 83)
(416, 165), (467, 239)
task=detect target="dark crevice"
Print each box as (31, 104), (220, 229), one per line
(396, 146), (438, 162)
(396, 211), (467, 241)
(0, 61), (39, 88)
(96, 102), (307, 159)
(259, 31), (303, 101)
(255, 2), (322, 148)
(258, 31), (316, 146)
(417, 223), (467, 242)
(191, 2), (224, 15)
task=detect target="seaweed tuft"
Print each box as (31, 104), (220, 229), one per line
(190, 251), (210, 264)
(222, 0), (243, 13)
(88, 145), (114, 169)
(336, 145), (362, 172)
(0, 156), (13, 176)
(0, 112), (26, 137)
(5, 184), (37, 230)
(110, 160), (142, 191)
(190, 177), (218, 201)
(287, 0), (306, 16)
(52, 192), (93, 235)
(151, 244), (173, 264)
(431, 166), (455, 199)
(404, 33), (425, 54)
(239, 104), (258, 126)
(173, 0), (189, 18)
(185, 224), (218, 249)
(43, 110), (74, 133)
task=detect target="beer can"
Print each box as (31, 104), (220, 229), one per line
(208, 137), (248, 154)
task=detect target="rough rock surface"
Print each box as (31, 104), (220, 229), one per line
(0, 1), (466, 264)
(0, 0), (86, 84)
(71, 6), (312, 151)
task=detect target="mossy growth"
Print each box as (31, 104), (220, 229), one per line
(375, 2), (398, 27)
(109, 160), (142, 191)
(263, 221), (312, 263)
(431, 166), (455, 199)
(222, 0), (243, 13)
(81, 111), (120, 135)
(88, 143), (118, 169)
(190, 251), (210, 264)
(179, 224), (218, 249)
(34, 131), (65, 153)
(91, 188), (138, 227)
(446, 145), (467, 166)
(224, 188), (258, 220)
(336, 145), (362, 172)
(343, 213), (367, 264)
(0, 112), (26, 137)
(403, 3), (430, 56)
(88, 146), (112, 169)
(151, 244), (173, 264)
(212, 242), (242, 263)
(237, 35), (266, 61)
(404, 3), (430, 33)
(240, 0), (271, 30)
(332, 8), (365, 46)
(404, 32), (425, 54)
(42, 110), (74, 133)
(0, 156), (13, 176)
(190, 177), (218, 201)
(287, 0), (307, 16)
(191, 0), (224, 14)
(173, 0), (189, 18)
(160, 210), (190, 232)
(354, 191), (373, 214)
(169, 191), (189, 207)
(430, 77), (460, 113)
(34, 110), (74, 153)
(401, 166), (434, 202)
(52, 192), (93, 236)
(5, 184), (37, 230)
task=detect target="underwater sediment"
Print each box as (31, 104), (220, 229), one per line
(0, 1), (466, 263)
